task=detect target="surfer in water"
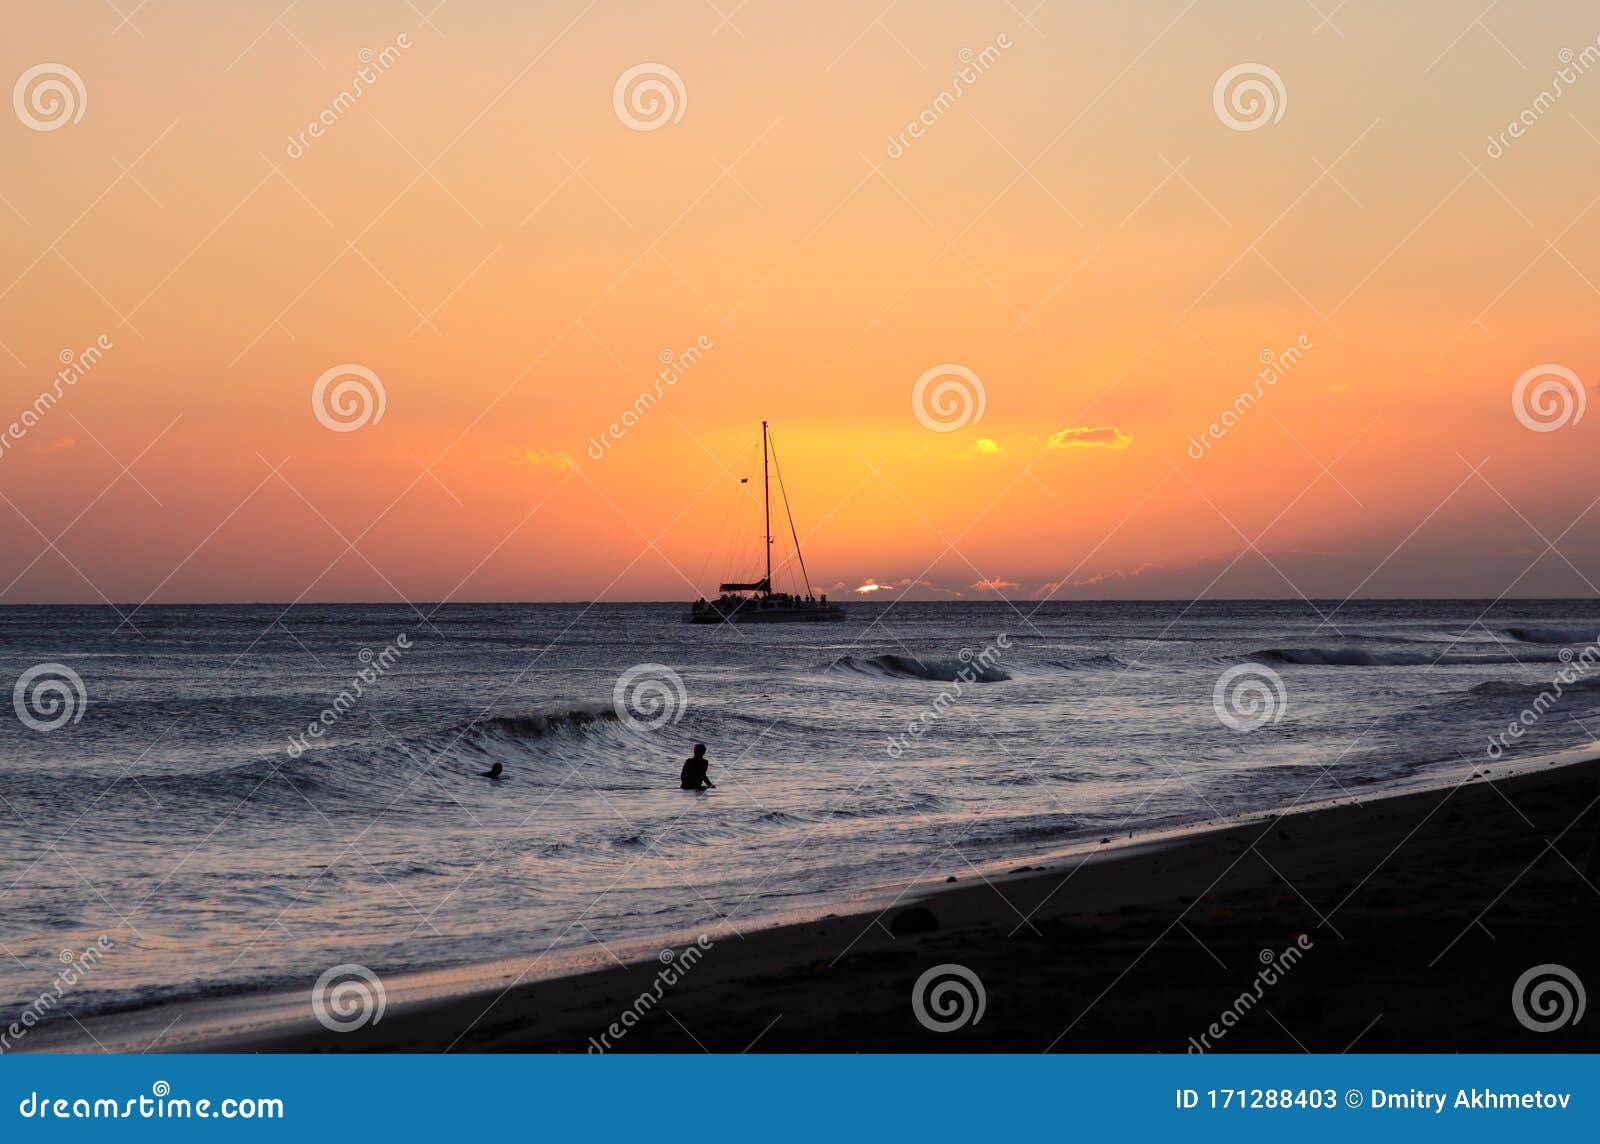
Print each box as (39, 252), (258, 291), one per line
(481, 762), (504, 780)
(679, 744), (715, 791)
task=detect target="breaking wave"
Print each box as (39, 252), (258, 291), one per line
(1505, 627), (1600, 646)
(827, 653), (1010, 682)
(459, 705), (621, 743)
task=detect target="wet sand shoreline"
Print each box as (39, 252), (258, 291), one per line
(168, 749), (1600, 1053)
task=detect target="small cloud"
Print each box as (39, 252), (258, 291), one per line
(33, 436), (76, 455)
(854, 579), (892, 594)
(970, 577), (1020, 592)
(1329, 383), (1351, 394)
(1070, 561), (1159, 588)
(1049, 425), (1131, 450)
(1037, 561), (1161, 595)
(954, 437), (1003, 462)
(508, 447), (574, 470)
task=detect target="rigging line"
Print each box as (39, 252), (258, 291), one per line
(697, 475), (743, 590)
(767, 436), (813, 597)
(724, 478), (760, 589)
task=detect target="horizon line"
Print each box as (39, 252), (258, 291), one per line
(1, 594), (1596, 608)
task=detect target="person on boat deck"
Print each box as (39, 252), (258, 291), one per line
(679, 743), (715, 790)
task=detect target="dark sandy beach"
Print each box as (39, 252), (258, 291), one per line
(183, 751), (1600, 1054)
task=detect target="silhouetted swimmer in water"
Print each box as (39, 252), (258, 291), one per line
(679, 743), (715, 791)
(481, 762), (504, 780)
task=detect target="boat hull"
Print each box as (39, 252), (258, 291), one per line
(683, 603), (846, 624)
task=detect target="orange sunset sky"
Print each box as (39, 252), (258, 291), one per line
(3, 1), (1599, 605)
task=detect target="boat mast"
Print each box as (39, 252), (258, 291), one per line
(762, 420), (772, 594)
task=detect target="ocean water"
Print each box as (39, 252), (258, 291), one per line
(2, 599), (1599, 1023)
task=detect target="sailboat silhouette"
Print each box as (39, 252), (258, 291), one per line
(683, 421), (847, 624)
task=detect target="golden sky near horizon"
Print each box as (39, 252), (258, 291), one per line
(2, 0), (1599, 605)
